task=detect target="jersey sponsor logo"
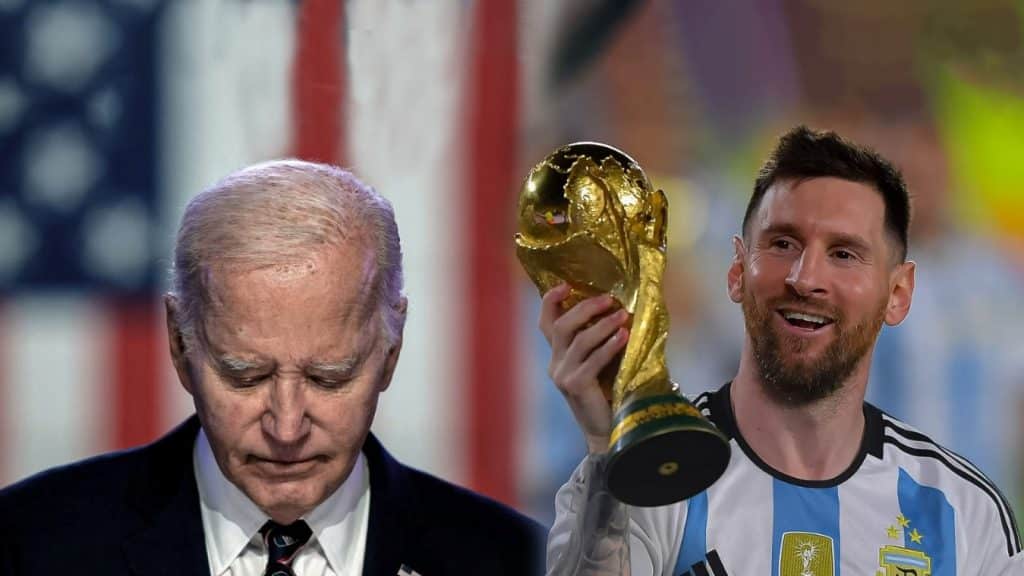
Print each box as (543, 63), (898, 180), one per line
(779, 532), (834, 576)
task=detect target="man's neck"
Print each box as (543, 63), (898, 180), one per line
(730, 347), (869, 482)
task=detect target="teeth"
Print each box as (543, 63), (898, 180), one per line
(783, 311), (829, 325)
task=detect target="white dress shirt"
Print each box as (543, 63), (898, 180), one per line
(193, 429), (371, 576)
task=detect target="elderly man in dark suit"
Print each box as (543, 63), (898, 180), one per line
(0, 160), (545, 575)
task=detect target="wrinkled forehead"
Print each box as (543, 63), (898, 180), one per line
(201, 244), (379, 327)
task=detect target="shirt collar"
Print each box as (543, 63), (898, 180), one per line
(193, 428), (371, 575)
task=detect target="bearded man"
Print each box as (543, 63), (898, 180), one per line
(541, 126), (1021, 575)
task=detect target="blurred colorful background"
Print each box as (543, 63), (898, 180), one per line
(1, 0), (1022, 527)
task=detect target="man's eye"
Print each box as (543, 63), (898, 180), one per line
(230, 374), (269, 387)
(771, 239), (792, 250)
(310, 376), (351, 389)
(833, 249), (854, 260)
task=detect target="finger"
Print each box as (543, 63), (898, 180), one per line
(549, 293), (616, 354)
(572, 326), (629, 387)
(562, 308), (628, 369)
(539, 283), (571, 342)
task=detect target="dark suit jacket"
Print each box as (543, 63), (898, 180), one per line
(0, 416), (546, 575)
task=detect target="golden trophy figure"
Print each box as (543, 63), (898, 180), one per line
(515, 142), (730, 506)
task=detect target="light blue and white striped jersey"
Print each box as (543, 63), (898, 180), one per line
(549, 383), (1022, 575)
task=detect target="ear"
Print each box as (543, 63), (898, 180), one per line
(378, 297), (408, 392)
(884, 260), (915, 326)
(165, 294), (196, 396)
(727, 235), (747, 303)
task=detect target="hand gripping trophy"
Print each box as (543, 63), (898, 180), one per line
(515, 142), (730, 506)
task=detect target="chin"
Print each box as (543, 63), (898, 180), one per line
(249, 481), (325, 521)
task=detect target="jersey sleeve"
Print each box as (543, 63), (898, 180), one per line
(968, 489), (1023, 575)
(547, 453), (688, 576)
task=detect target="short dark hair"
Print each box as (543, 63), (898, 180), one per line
(742, 125), (911, 262)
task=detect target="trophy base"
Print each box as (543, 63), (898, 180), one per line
(606, 393), (730, 507)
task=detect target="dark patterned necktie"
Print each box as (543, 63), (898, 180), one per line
(260, 520), (314, 576)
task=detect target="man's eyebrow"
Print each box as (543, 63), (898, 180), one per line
(215, 355), (267, 372)
(759, 222), (801, 238)
(307, 357), (358, 374)
(829, 231), (872, 253)
(760, 223), (872, 252)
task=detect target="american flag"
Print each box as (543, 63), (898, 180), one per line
(0, 0), (567, 516)
(0, 0), (176, 483)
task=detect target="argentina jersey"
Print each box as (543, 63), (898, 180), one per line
(548, 383), (1023, 575)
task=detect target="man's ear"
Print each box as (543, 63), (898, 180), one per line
(727, 235), (746, 303)
(378, 297), (408, 392)
(165, 294), (195, 396)
(884, 260), (915, 326)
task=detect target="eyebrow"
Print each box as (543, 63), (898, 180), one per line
(212, 353), (360, 375)
(761, 223), (873, 254)
(307, 358), (358, 375)
(215, 355), (268, 372)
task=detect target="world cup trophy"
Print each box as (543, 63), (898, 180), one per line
(515, 142), (730, 506)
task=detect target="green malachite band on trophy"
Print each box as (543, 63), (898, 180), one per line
(610, 410), (717, 456)
(608, 394), (703, 446)
(605, 392), (730, 507)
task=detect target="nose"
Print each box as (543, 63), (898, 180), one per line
(785, 248), (828, 298)
(262, 378), (311, 445)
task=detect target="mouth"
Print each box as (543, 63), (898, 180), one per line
(776, 308), (836, 333)
(250, 455), (324, 477)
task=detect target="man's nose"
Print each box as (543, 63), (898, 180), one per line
(262, 378), (311, 444)
(785, 248), (828, 297)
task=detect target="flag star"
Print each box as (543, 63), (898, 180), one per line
(0, 200), (38, 282)
(80, 196), (151, 287)
(897, 514), (910, 528)
(23, 122), (101, 213)
(0, 77), (27, 134)
(886, 525), (900, 539)
(909, 528), (924, 544)
(25, 1), (119, 93)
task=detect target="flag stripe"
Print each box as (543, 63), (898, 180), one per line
(465, 0), (520, 505)
(293, 0), (345, 164)
(110, 300), (163, 449)
(3, 297), (106, 482)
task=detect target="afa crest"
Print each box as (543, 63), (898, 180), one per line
(878, 545), (932, 576)
(779, 532), (834, 576)
(876, 513), (933, 576)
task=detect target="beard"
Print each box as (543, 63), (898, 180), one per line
(741, 288), (886, 407)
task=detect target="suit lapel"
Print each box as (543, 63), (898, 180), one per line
(117, 423), (415, 575)
(121, 417), (209, 575)
(361, 433), (413, 576)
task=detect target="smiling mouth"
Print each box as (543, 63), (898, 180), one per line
(778, 309), (835, 331)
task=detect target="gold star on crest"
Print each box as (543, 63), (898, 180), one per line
(886, 525), (900, 539)
(909, 528), (924, 544)
(897, 514), (910, 528)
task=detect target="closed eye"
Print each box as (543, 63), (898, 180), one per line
(228, 373), (271, 388)
(309, 375), (352, 390)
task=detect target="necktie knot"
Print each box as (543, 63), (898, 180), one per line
(260, 520), (313, 576)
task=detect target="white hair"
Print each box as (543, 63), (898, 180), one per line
(171, 159), (405, 347)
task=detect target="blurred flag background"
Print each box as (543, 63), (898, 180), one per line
(1, 0), (1022, 526)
